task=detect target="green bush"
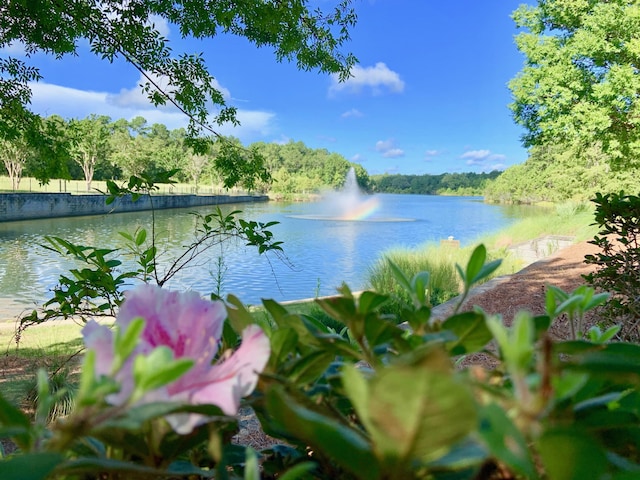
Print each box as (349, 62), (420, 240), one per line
(584, 192), (640, 342)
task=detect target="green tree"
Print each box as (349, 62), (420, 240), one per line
(510, 1), (640, 167)
(0, 134), (30, 190)
(0, 0), (357, 186)
(69, 115), (112, 191)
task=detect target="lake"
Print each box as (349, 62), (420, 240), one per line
(0, 194), (542, 307)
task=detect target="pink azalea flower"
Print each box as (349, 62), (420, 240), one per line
(82, 284), (270, 434)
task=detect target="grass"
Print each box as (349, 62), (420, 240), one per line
(0, 175), (251, 196)
(0, 320), (86, 406)
(483, 201), (597, 245)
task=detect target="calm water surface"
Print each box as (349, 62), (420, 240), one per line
(0, 194), (543, 306)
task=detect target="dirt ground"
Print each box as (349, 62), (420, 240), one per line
(457, 240), (600, 335)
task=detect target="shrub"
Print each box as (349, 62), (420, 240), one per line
(584, 191), (640, 342)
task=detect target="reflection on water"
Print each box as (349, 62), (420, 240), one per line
(0, 195), (548, 306)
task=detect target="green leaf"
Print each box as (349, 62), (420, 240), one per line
(0, 393), (31, 429)
(118, 231), (134, 242)
(442, 311), (493, 355)
(411, 271), (431, 305)
(345, 348), (477, 469)
(465, 244), (487, 286)
(565, 342), (640, 377)
(244, 447), (260, 480)
(0, 453), (64, 480)
(0, 393), (32, 450)
(477, 403), (536, 478)
(358, 290), (389, 314)
(363, 315), (403, 350)
(55, 456), (213, 477)
(387, 258), (412, 293)
(341, 364), (370, 426)
(135, 228), (147, 246)
(97, 402), (225, 433)
(286, 350), (335, 385)
(533, 314), (552, 338)
(268, 327), (299, 371)
(426, 439), (487, 472)
(265, 386), (379, 480)
(277, 462), (317, 480)
(552, 372), (589, 402)
(471, 259), (502, 285)
(537, 428), (607, 480)
(132, 347), (194, 399)
(225, 294), (254, 333)
(113, 317), (145, 373)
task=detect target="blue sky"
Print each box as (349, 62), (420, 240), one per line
(3, 0), (532, 176)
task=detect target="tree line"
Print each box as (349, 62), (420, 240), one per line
(370, 171), (501, 196)
(0, 113), (372, 196)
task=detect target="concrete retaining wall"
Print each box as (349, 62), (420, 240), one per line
(0, 193), (269, 222)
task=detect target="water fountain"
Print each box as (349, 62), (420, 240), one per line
(322, 167), (380, 220)
(292, 167), (412, 222)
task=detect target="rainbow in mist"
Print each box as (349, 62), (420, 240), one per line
(338, 195), (381, 221)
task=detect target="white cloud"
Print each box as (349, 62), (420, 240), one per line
(460, 150), (507, 169)
(1, 40), (27, 55)
(329, 62), (405, 96)
(28, 81), (274, 140)
(351, 153), (366, 163)
(461, 149), (491, 161)
(375, 139), (405, 158)
(272, 134), (291, 145)
(488, 163), (507, 171)
(107, 72), (231, 109)
(148, 14), (171, 38)
(341, 108), (364, 118)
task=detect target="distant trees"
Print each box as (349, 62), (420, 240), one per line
(371, 171), (501, 195)
(252, 140), (366, 195)
(1, 114), (370, 195)
(0, 134), (29, 190)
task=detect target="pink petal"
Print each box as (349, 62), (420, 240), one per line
(82, 320), (114, 376)
(189, 324), (271, 415)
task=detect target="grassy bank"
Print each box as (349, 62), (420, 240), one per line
(367, 201), (597, 312)
(0, 320), (85, 405)
(0, 175), (250, 196)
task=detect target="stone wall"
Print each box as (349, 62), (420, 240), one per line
(0, 193), (268, 222)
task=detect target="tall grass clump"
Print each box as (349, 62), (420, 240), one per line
(368, 243), (514, 315)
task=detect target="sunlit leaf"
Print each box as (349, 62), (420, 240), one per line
(0, 452), (64, 480)
(478, 403), (536, 478)
(537, 428), (607, 480)
(442, 311), (492, 355)
(266, 386), (379, 480)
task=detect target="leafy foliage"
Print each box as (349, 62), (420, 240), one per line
(0, 0), (357, 187)
(3, 232), (640, 478)
(483, 142), (640, 204)
(371, 171), (501, 196)
(584, 191), (640, 341)
(510, 0), (640, 168)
